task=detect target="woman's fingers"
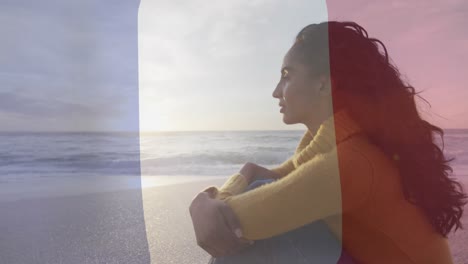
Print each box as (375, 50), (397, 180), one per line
(196, 216), (230, 257)
(219, 203), (242, 236)
(218, 203), (254, 245)
(215, 225), (250, 257)
(209, 204), (252, 257)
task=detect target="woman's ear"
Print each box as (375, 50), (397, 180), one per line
(318, 75), (333, 96)
(329, 77), (337, 90)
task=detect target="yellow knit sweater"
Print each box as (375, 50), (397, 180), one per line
(202, 109), (453, 264)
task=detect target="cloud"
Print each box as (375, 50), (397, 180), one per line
(0, 91), (117, 118)
(0, 0), (141, 131)
(138, 0), (327, 86)
(138, 0), (328, 131)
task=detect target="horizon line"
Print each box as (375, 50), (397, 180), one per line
(0, 128), (467, 133)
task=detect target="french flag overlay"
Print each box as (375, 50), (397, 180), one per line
(0, 0), (150, 263)
(1, 0), (467, 264)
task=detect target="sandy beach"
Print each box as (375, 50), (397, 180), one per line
(1, 177), (466, 264)
(0, 177), (226, 264)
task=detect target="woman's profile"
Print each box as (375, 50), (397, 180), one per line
(189, 21), (467, 264)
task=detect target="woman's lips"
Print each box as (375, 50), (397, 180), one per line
(280, 106), (285, 113)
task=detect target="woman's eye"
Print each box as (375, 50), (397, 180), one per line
(281, 69), (289, 78)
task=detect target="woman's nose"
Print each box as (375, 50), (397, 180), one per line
(272, 85), (281, 99)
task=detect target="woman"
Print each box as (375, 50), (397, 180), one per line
(189, 21), (467, 263)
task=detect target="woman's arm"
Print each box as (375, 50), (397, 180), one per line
(202, 172), (248, 200)
(222, 143), (374, 240)
(240, 162), (282, 182)
(203, 162), (283, 200)
(269, 157), (295, 179)
(202, 130), (313, 198)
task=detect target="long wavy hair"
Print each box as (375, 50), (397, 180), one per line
(291, 21), (467, 237)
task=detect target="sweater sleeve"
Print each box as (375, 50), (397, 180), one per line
(202, 158), (294, 199)
(270, 130), (315, 178)
(202, 172), (248, 200)
(223, 144), (374, 240)
(270, 157), (295, 178)
(202, 159), (294, 200)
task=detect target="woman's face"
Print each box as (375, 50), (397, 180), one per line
(272, 47), (331, 127)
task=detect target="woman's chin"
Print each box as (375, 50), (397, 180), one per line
(282, 115), (294, 125)
(282, 114), (301, 125)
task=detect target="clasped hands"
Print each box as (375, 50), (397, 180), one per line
(189, 162), (280, 257)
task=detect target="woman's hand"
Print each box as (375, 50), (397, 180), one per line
(189, 192), (254, 257)
(240, 162), (281, 184)
(239, 162), (258, 184)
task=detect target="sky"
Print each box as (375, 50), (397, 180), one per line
(0, 0), (140, 132)
(1, 0), (467, 131)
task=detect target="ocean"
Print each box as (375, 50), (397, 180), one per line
(1, 129), (467, 179)
(0, 129), (467, 201)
